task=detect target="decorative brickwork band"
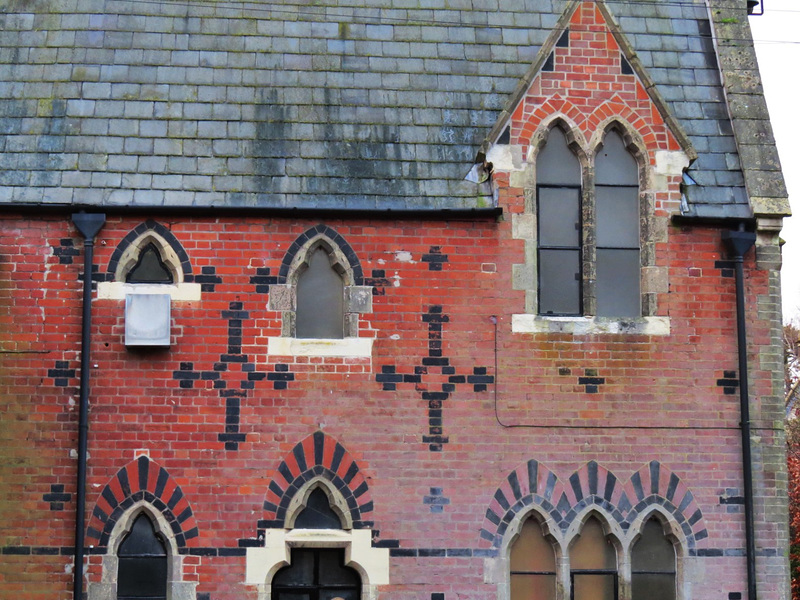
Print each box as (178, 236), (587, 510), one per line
(86, 456), (199, 549)
(480, 460), (706, 549)
(256, 432), (374, 534)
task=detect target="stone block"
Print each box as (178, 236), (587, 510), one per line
(345, 286), (373, 314)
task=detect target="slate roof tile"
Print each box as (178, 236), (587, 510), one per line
(0, 0), (785, 215)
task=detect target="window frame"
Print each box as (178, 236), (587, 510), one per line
(534, 124), (644, 318)
(496, 507), (685, 600)
(267, 231), (374, 358)
(511, 118), (671, 336)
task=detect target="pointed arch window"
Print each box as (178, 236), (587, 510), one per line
(125, 243), (174, 284)
(537, 125), (583, 316)
(534, 125), (643, 319)
(267, 228), (375, 357)
(267, 485), (364, 600)
(631, 517), (676, 600)
(296, 247), (345, 339)
(117, 513), (168, 600)
(595, 129), (640, 317)
(510, 516), (557, 600)
(570, 516), (617, 600)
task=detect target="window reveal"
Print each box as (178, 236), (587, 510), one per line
(631, 518), (676, 600)
(569, 517), (617, 600)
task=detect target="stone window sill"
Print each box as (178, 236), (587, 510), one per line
(267, 337), (373, 357)
(97, 281), (201, 301)
(511, 315), (670, 336)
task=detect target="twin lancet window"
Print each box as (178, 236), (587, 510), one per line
(510, 515), (675, 600)
(537, 127), (641, 317)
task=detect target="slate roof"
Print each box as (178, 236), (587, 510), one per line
(0, 0), (787, 218)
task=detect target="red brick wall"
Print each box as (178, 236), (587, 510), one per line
(0, 209), (785, 599)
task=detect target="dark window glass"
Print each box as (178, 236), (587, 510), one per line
(596, 186), (638, 249)
(539, 188), (580, 247)
(126, 243), (173, 284)
(117, 514), (167, 600)
(296, 248), (344, 339)
(294, 488), (343, 529)
(539, 249), (581, 316)
(570, 517), (617, 600)
(273, 549), (361, 600)
(631, 518), (676, 600)
(510, 518), (557, 600)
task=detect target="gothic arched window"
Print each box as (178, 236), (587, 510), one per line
(296, 247), (345, 339)
(631, 517), (676, 600)
(570, 516), (617, 600)
(595, 129), (641, 317)
(125, 243), (173, 284)
(117, 513), (168, 600)
(510, 516), (557, 600)
(536, 125), (582, 316)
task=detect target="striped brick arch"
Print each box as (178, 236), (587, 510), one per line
(86, 456), (199, 549)
(259, 431), (374, 530)
(277, 225), (364, 284)
(480, 459), (566, 547)
(480, 460), (706, 549)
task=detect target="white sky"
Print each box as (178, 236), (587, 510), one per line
(749, 1), (800, 321)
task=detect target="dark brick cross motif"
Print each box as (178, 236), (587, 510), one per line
(172, 301), (294, 451)
(377, 306), (493, 452)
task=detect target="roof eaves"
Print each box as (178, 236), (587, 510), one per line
(707, 0), (789, 218)
(596, 0), (698, 162)
(478, 0), (581, 158)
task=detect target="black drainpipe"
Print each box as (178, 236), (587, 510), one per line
(71, 213), (105, 600)
(722, 228), (758, 600)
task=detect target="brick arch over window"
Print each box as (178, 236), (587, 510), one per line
(268, 226), (373, 343)
(481, 460), (706, 550)
(259, 431), (374, 531)
(622, 461), (707, 547)
(105, 220), (192, 283)
(277, 225), (364, 285)
(518, 97), (589, 161)
(86, 456), (199, 549)
(480, 459), (567, 548)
